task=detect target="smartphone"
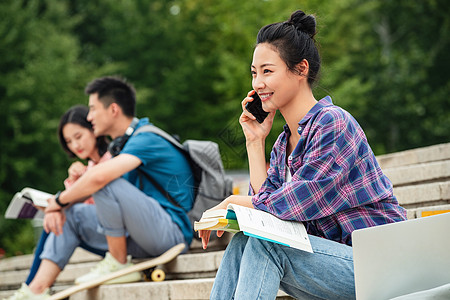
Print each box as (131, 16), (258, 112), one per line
(245, 92), (269, 123)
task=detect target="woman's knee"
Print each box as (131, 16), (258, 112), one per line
(229, 232), (250, 250)
(220, 233), (250, 262)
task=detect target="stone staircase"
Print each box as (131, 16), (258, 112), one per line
(0, 214), (294, 299)
(1, 142), (449, 299)
(0, 234), (294, 299)
(377, 142), (450, 219)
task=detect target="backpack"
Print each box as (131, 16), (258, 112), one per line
(133, 125), (233, 237)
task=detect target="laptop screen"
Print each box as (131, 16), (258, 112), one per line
(352, 213), (450, 300)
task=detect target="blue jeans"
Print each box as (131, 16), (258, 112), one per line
(26, 229), (106, 284)
(26, 231), (49, 284)
(40, 203), (109, 270)
(210, 233), (355, 300)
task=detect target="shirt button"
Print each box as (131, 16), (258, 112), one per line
(297, 126), (302, 133)
(288, 156), (293, 161)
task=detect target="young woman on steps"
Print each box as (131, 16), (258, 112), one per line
(199, 10), (406, 299)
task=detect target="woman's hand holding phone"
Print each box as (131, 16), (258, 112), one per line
(240, 91), (275, 143)
(245, 92), (269, 123)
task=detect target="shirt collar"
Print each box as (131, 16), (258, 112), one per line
(283, 96), (334, 134)
(136, 117), (151, 129)
(299, 96), (333, 125)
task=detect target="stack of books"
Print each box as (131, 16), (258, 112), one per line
(194, 204), (313, 253)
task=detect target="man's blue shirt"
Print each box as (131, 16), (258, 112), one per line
(120, 118), (195, 244)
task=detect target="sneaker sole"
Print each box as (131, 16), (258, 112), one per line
(104, 271), (142, 284)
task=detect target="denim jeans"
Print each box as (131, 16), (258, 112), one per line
(210, 233), (355, 300)
(26, 229), (106, 284)
(26, 230), (49, 284)
(40, 203), (108, 270)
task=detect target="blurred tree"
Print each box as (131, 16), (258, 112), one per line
(318, 0), (449, 153)
(65, 0), (311, 168)
(0, 0), (111, 256)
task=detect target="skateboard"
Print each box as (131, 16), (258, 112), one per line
(49, 243), (185, 300)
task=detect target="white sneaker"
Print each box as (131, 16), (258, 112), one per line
(3, 283), (49, 300)
(74, 252), (141, 285)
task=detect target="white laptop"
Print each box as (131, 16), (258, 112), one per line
(352, 212), (450, 300)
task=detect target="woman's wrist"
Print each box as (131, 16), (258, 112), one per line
(246, 138), (265, 150)
(226, 195), (254, 208)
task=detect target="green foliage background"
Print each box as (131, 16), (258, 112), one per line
(0, 0), (448, 256)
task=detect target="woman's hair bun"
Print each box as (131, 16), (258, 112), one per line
(287, 10), (317, 39)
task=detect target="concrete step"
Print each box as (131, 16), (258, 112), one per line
(0, 278), (293, 300)
(377, 142), (450, 169)
(408, 203), (450, 219)
(0, 248), (102, 273)
(0, 284), (68, 299)
(67, 278), (294, 300)
(0, 248), (102, 290)
(383, 160), (450, 187)
(395, 181), (450, 208)
(0, 250), (225, 290)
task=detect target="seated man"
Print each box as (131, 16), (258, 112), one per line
(46, 76), (195, 285)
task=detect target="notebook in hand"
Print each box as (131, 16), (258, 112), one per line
(5, 187), (50, 220)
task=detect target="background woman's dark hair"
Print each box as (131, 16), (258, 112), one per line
(57, 105), (109, 158)
(84, 76), (136, 117)
(256, 10), (320, 86)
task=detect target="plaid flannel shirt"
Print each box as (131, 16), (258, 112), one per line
(252, 96), (406, 246)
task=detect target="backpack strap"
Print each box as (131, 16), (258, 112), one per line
(134, 124), (184, 150)
(133, 124), (186, 211)
(137, 169), (184, 210)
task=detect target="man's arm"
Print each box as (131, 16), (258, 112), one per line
(46, 154), (141, 212)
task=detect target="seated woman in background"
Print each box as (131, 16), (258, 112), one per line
(7, 105), (111, 300)
(199, 9), (406, 300)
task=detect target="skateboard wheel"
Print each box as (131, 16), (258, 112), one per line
(151, 269), (165, 282)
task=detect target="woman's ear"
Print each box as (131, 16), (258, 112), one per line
(296, 59), (309, 78)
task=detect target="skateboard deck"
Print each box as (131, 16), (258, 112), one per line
(49, 243), (185, 300)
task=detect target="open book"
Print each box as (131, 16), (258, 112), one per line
(194, 204), (313, 253)
(4, 187), (51, 220)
